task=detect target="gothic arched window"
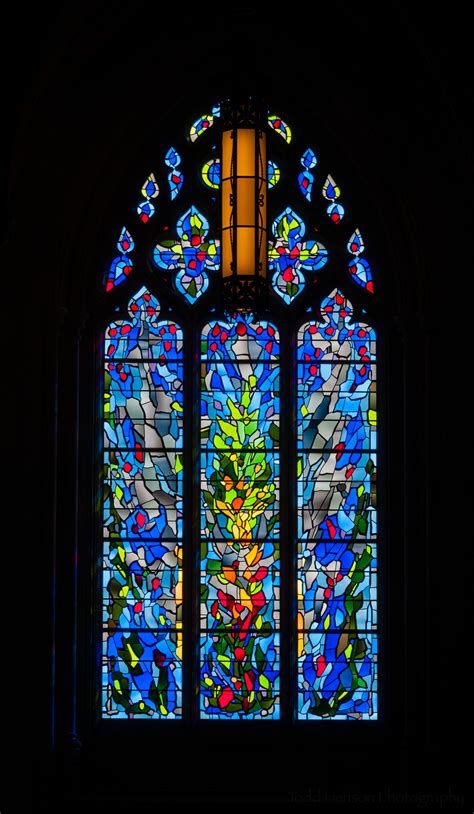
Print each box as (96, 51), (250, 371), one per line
(100, 100), (377, 722)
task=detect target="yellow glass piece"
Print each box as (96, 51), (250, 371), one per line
(245, 543), (260, 566)
(202, 160), (219, 189)
(368, 409), (377, 425)
(217, 654), (231, 670)
(126, 642), (139, 669)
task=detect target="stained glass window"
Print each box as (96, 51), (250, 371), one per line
(99, 100), (378, 721)
(103, 289), (183, 717)
(297, 292), (377, 719)
(200, 316), (280, 718)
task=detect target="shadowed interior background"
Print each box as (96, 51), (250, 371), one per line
(4, 2), (471, 811)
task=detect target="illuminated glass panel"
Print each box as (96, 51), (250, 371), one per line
(165, 147), (183, 200)
(189, 104), (220, 142)
(102, 288), (183, 718)
(105, 227), (134, 291)
(202, 158), (220, 189)
(268, 114), (292, 143)
(268, 208), (328, 304)
(200, 316), (280, 718)
(153, 206), (220, 303)
(136, 174), (159, 224)
(322, 174), (345, 223)
(347, 229), (374, 293)
(297, 290), (377, 719)
(298, 148), (317, 201)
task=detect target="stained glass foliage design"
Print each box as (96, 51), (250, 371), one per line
(103, 288), (183, 718)
(297, 290), (377, 719)
(268, 114), (292, 143)
(298, 148), (317, 202)
(137, 174), (159, 224)
(200, 317), (280, 718)
(106, 227), (134, 291)
(347, 229), (374, 293)
(153, 206), (220, 302)
(268, 208), (328, 304)
(323, 174), (345, 224)
(165, 148), (183, 200)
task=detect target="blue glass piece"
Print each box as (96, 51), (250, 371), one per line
(301, 148), (317, 169)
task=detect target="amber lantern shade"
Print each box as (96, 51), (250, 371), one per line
(221, 99), (267, 305)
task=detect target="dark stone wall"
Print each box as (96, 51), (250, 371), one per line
(5, 3), (470, 811)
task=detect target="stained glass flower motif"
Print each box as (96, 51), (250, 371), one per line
(137, 173), (159, 223)
(165, 147), (183, 200)
(347, 229), (374, 293)
(106, 226), (134, 291)
(153, 206), (220, 302)
(268, 208), (328, 304)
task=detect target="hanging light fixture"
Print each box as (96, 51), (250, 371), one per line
(221, 98), (267, 306)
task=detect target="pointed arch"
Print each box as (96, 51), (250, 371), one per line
(102, 288), (184, 717)
(297, 290), (377, 719)
(98, 100), (379, 722)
